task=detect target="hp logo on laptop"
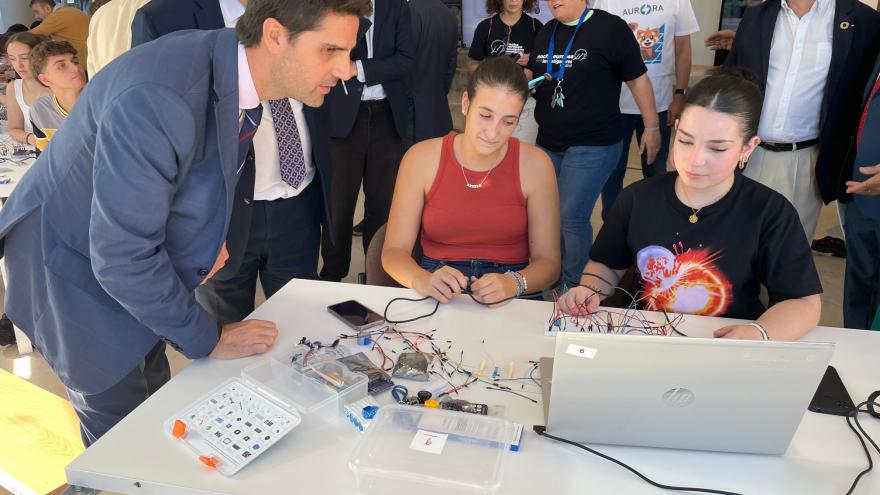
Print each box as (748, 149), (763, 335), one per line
(662, 388), (695, 407)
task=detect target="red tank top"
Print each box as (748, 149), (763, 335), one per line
(420, 133), (529, 264)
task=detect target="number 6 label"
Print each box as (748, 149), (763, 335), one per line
(566, 344), (597, 359)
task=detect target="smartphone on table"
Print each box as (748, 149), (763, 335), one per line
(327, 300), (385, 332)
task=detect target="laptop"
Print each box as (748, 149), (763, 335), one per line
(540, 332), (834, 455)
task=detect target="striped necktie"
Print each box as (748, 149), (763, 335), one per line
(858, 75), (880, 147)
(238, 105), (263, 171)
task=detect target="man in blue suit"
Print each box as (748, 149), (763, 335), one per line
(0, 0), (369, 446)
(842, 56), (880, 330)
(132, 0), (338, 325)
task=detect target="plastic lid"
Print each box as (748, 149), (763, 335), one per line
(349, 405), (513, 493)
(242, 358), (365, 415)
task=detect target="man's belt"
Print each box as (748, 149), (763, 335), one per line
(758, 138), (820, 152)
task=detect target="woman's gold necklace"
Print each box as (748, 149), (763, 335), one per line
(679, 185), (704, 224)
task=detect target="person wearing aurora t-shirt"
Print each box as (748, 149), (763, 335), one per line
(558, 69), (823, 342)
(526, 0), (660, 289)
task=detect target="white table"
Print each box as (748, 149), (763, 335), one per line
(65, 280), (880, 494)
(0, 121), (36, 354)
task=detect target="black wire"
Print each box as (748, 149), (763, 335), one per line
(383, 295), (440, 324)
(533, 426), (745, 495)
(846, 400), (880, 495)
(485, 386), (538, 403)
(382, 285), (535, 324)
(579, 271), (619, 290)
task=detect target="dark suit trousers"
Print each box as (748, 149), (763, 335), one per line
(196, 180), (321, 324)
(844, 202), (880, 330)
(66, 341), (170, 447)
(320, 99), (404, 281)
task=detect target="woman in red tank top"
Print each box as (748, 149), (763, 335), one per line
(382, 57), (560, 306)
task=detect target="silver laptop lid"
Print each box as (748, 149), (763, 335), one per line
(545, 333), (834, 455)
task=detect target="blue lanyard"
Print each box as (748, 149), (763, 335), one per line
(545, 8), (593, 82)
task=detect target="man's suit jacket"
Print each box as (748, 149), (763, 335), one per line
(408, 0), (458, 142)
(130, 0), (224, 47)
(0, 29), (244, 395)
(840, 54), (880, 204)
(131, 0), (335, 275)
(326, 0), (415, 140)
(726, 0), (880, 204)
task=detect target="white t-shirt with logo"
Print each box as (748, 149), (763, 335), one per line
(593, 0), (699, 114)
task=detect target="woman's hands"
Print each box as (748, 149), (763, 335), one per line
(557, 286), (602, 316)
(413, 266), (469, 303)
(413, 269), (520, 307)
(470, 273), (518, 308)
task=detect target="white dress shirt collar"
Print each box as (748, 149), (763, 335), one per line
(219, 0), (246, 28)
(237, 44), (260, 111)
(781, 0), (831, 17)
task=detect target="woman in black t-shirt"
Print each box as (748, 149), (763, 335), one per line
(468, 0), (543, 72)
(558, 70), (823, 341)
(468, 0), (544, 144)
(525, 0), (660, 288)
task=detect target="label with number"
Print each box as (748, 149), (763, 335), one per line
(409, 429), (448, 455)
(565, 344), (597, 359)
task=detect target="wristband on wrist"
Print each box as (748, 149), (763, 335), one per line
(505, 270), (526, 297)
(644, 126), (660, 132)
(746, 322), (769, 340)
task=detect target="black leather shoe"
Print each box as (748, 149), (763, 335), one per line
(811, 236), (846, 258)
(0, 313), (16, 346)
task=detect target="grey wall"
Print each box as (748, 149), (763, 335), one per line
(1, 0), (35, 32)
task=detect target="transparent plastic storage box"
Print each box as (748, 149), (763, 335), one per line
(165, 358), (368, 475)
(349, 404), (514, 495)
(242, 357), (368, 418)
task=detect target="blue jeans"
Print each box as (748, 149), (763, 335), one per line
(420, 256), (538, 299)
(543, 141), (623, 286)
(600, 111), (670, 220)
(420, 256), (528, 279)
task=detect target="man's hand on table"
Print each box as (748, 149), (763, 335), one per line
(210, 320), (278, 359)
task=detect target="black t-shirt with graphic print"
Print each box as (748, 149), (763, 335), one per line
(528, 9), (646, 151)
(469, 13), (544, 61)
(590, 172), (823, 320)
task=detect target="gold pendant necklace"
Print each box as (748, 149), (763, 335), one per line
(679, 185), (703, 224)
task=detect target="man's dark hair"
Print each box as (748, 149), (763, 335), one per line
(485, 0), (537, 15)
(236, 0), (373, 48)
(29, 0), (56, 7)
(29, 40), (77, 80)
(466, 56), (529, 105)
(5, 24), (29, 34)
